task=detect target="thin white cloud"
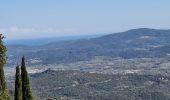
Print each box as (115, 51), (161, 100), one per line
(9, 26), (35, 33)
(10, 26), (19, 33)
(1, 25), (82, 40)
(0, 26), (36, 39)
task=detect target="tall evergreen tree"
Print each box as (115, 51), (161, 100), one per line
(14, 63), (22, 100)
(0, 34), (9, 99)
(21, 56), (33, 100)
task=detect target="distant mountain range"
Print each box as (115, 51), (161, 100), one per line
(6, 28), (170, 67)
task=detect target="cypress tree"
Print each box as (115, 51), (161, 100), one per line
(14, 63), (22, 100)
(0, 34), (9, 99)
(21, 56), (33, 100)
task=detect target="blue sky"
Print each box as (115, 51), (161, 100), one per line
(0, 0), (170, 40)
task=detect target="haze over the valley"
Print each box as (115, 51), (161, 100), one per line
(1, 1), (170, 100)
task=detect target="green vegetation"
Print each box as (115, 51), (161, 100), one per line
(29, 69), (170, 100)
(14, 64), (22, 100)
(0, 34), (34, 100)
(0, 34), (9, 99)
(4, 29), (170, 99)
(14, 57), (34, 100)
(21, 56), (33, 100)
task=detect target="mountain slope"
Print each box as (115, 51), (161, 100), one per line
(7, 28), (170, 66)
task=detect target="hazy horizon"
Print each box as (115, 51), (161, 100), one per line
(1, 0), (170, 40)
(4, 33), (105, 46)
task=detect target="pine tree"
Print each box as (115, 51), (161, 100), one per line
(21, 56), (33, 100)
(0, 34), (9, 99)
(14, 63), (22, 100)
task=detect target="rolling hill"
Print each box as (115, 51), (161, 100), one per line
(6, 28), (170, 67)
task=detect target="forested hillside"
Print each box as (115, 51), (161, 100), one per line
(4, 28), (170, 100)
(7, 28), (170, 66)
(8, 69), (170, 100)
